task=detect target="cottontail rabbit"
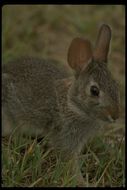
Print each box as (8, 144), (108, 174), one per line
(2, 24), (120, 186)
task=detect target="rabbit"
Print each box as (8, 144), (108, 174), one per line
(2, 24), (120, 186)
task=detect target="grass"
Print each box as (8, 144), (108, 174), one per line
(2, 126), (125, 187)
(2, 5), (125, 187)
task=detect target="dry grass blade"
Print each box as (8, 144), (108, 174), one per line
(28, 177), (43, 187)
(95, 158), (114, 187)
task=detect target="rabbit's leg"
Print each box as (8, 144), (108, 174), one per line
(71, 155), (85, 187)
(2, 107), (12, 136)
(59, 153), (85, 187)
(2, 74), (14, 136)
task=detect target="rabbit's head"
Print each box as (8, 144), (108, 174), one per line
(67, 24), (120, 124)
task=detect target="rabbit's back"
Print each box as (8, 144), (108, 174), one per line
(2, 57), (70, 135)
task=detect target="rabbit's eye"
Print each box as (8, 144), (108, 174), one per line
(90, 85), (99, 96)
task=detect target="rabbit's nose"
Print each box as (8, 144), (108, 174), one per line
(111, 113), (119, 121)
(110, 105), (120, 121)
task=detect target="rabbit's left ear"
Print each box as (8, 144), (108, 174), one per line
(93, 24), (111, 63)
(67, 37), (93, 74)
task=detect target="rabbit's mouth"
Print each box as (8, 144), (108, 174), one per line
(97, 109), (117, 124)
(100, 104), (120, 123)
(102, 115), (116, 123)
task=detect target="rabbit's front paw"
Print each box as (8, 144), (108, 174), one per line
(75, 171), (86, 187)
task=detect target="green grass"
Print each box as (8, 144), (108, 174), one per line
(2, 126), (125, 187)
(2, 5), (125, 187)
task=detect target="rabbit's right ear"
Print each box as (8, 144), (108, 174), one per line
(67, 37), (92, 74)
(93, 24), (111, 63)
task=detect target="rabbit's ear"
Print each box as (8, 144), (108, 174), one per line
(67, 37), (92, 74)
(93, 24), (111, 63)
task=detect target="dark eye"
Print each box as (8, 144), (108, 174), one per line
(90, 85), (99, 96)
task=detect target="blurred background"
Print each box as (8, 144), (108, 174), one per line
(2, 5), (125, 187)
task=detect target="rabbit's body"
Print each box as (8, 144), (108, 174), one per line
(2, 57), (98, 153)
(2, 58), (70, 136)
(2, 24), (120, 186)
